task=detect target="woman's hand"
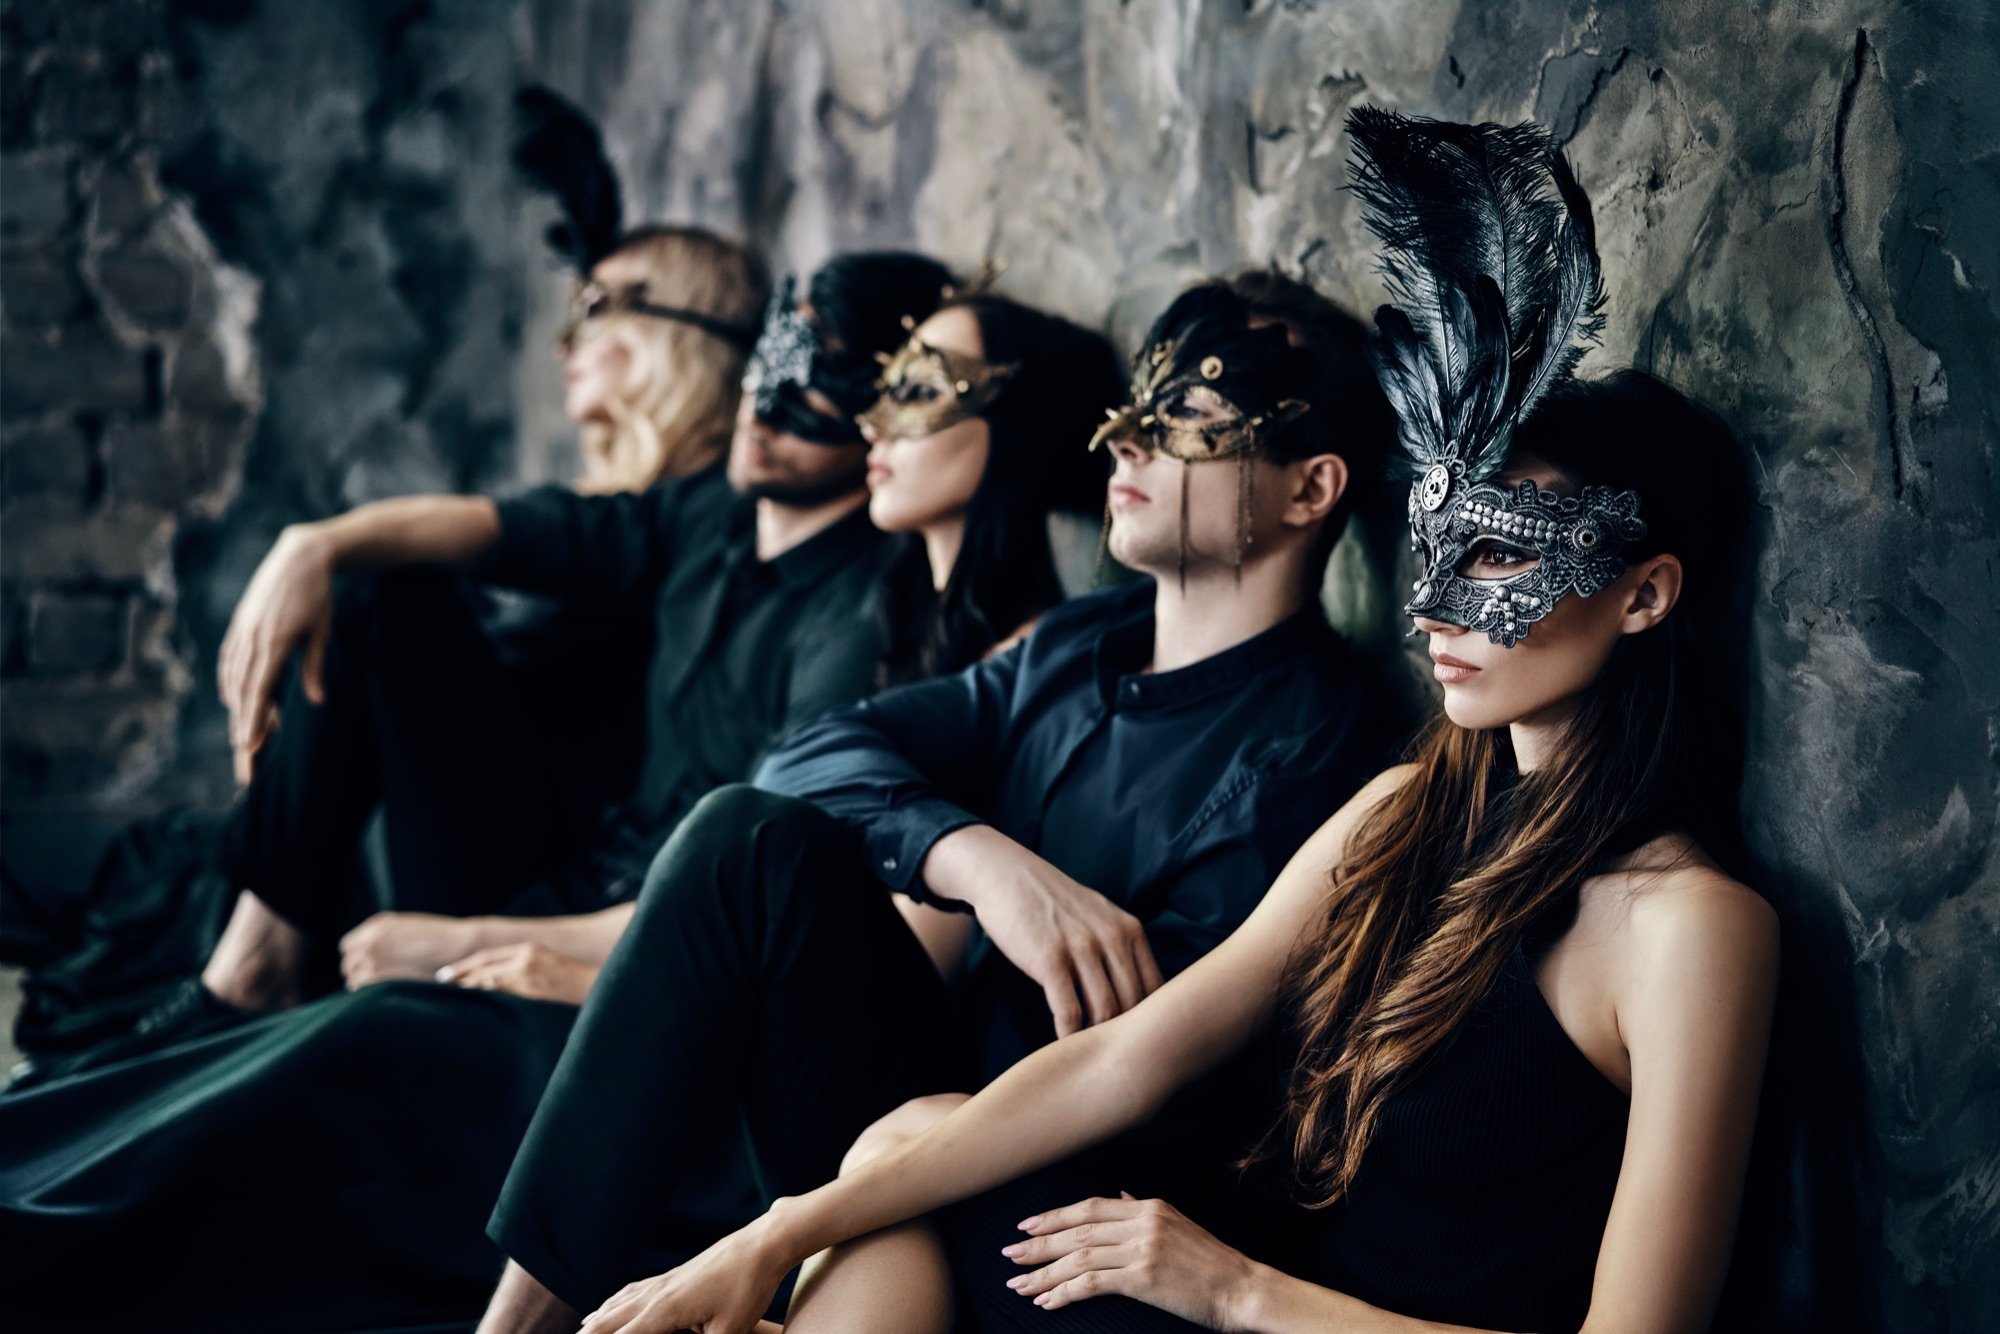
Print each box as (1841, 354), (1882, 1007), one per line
(339, 912), (485, 989)
(1002, 1193), (1264, 1328)
(218, 523), (338, 784)
(580, 1211), (798, 1334)
(438, 942), (600, 1004)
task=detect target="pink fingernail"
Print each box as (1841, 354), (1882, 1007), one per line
(1034, 1293), (1051, 1307)
(1018, 1215), (1041, 1230)
(1001, 1243), (1023, 1256)
(1006, 1275), (1027, 1289)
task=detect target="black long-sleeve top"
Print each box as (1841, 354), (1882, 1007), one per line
(478, 465), (893, 887)
(755, 579), (1396, 1080)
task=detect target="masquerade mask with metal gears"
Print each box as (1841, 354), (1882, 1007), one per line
(741, 277), (885, 446)
(858, 316), (1020, 439)
(558, 279), (760, 355)
(1088, 306), (1310, 588)
(1347, 107), (1642, 647)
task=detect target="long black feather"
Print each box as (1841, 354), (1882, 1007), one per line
(1345, 107), (1604, 482)
(513, 86), (624, 273)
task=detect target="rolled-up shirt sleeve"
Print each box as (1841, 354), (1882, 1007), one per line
(755, 643), (1024, 899)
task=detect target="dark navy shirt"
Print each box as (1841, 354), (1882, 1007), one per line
(755, 579), (1396, 1079)
(479, 465), (893, 884)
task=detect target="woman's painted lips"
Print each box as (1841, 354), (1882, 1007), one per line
(1430, 650), (1480, 684)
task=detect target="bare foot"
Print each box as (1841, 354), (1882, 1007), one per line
(201, 890), (307, 1011)
(477, 1260), (582, 1334)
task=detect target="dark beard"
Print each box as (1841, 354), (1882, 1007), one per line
(739, 457), (870, 509)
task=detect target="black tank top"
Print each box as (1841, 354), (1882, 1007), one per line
(1303, 937), (1629, 1333)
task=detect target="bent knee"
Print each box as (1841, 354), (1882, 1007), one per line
(839, 1093), (971, 1176)
(682, 783), (804, 834)
(642, 785), (847, 905)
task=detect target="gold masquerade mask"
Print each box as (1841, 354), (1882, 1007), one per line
(857, 320), (1019, 439)
(1088, 333), (1311, 588)
(1088, 338), (1308, 462)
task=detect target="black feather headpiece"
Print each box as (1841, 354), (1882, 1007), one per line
(513, 86), (624, 274)
(1346, 109), (1645, 648)
(1345, 107), (1604, 487)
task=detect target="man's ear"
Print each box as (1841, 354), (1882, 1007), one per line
(1284, 453), (1349, 529)
(1618, 554), (1684, 635)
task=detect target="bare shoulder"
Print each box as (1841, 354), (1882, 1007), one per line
(1257, 763), (1421, 909)
(1603, 836), (1779, 996)
(1300, 762), (1421, 856)
(1351, 761), (1422, 811)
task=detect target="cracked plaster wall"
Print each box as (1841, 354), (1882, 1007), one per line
(521, 2), (2000, 1325)
(1, 1), (1993, 1328)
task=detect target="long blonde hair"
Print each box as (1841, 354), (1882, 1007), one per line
(576, 226), (767, 493)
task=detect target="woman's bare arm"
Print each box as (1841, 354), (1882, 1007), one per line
(469, 901), (637, 964)
(1003, 862), (1780, 1334)
(1574, 868), (1779, 1333)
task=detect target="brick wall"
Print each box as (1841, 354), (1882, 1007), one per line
(2, 1), (262, 811)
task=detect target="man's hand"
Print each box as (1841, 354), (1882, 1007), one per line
(218, 523), (337, 784)
(339, 912), (485, 989)
(437, 942), (599, 1005)
(921, 825), (1164, 1037)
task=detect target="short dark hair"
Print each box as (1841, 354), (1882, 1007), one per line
(1159, 269), (1396, 576)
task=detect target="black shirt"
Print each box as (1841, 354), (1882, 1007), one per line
(479, 466), (893, 882)
(755, 579), (1396, 1077)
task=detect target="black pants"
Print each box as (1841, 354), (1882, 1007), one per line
(218, 570), (592, 943)
(939, 1156), (1210, 1333)
(488, 784), (971, 1313)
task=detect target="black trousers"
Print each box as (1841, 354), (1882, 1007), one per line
(218, 570), (592, 943)
(488, 784), (971, 1313)
(939, 1156), (1210, 1333)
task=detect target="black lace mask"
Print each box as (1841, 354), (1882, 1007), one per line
(741, 277), (880, 445)
(1406, 471), (1645, 647)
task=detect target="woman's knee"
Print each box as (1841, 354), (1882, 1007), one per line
(839, 1093), (971, 1176)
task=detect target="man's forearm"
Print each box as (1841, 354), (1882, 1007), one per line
(299, 493), (502, 573)
(916, 822), (1018, 908)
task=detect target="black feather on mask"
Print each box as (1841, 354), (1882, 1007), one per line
(513, 86), (624, 274)
(1346, 109), (1648, 649)
(1344, 107), (1605, 487)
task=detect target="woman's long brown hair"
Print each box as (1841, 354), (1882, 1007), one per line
(1254, 369), (1755, 1206)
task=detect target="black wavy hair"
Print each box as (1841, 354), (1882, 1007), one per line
(808, 251), (957, 363)
(877, 295), (1125, 683)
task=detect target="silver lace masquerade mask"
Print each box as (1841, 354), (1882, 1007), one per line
(1347, 108), (1643, 647)
(1405, 474), (1647, 648)
(741, 277), (882, 445)
(857, 319), (1019, 439)
(1088, 305), (1310, 587)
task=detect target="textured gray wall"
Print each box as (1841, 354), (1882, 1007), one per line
(2, 0), (1995, 1328)
(532, 5), (1997, 1327)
